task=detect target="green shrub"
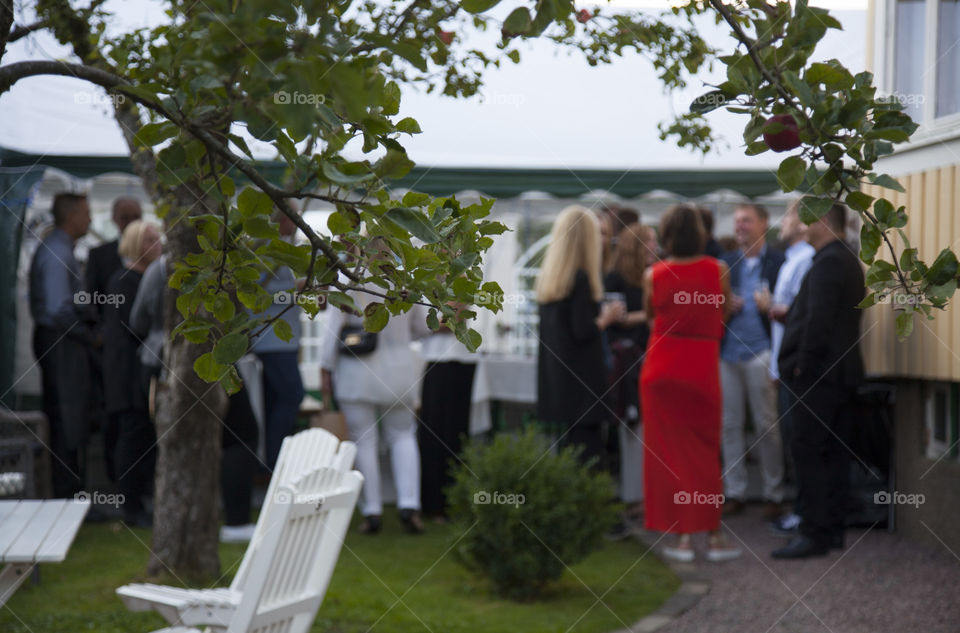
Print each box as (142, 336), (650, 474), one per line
(446, 429), (619, 601)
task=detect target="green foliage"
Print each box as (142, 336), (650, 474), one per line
(11, 0), (712, 389)
(665, 0), (959, 340)
(447, 430), (618, 601)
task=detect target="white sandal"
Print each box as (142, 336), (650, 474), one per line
(662, 535), (695, 562)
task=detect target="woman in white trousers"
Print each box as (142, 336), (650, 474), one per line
(320, 295), (429, 534)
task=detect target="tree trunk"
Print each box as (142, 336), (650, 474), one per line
(146, 183), (227, 579)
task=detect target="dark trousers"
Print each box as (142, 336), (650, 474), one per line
(559, 423), (606, 470)
(778, 382), (803, 516)
(113, 408), (155, 517)
(788, 381), (853, 547)
(419, 361), (475, 516)
(221, 387), (259, 526)
(33, 327), (82, 497)
(256, 351), (305, 471)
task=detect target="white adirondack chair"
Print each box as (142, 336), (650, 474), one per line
(117, 428), (361, 633)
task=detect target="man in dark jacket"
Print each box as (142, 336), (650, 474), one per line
(719, 204), (786, 519)
(85, 197), (141, 481)
(773, 203), (864, 559)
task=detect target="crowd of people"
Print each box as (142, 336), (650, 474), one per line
(534, 199), (864, 561)
(26, 191), (865, 562)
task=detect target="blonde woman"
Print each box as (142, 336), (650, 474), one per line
(536, 205), (624, 465)
(102, 220), (163, 527)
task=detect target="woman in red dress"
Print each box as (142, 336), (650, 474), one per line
(640, 204), (741, 562)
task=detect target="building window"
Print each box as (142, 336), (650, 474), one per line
(924, 382), (959, 460)
(937, 0), (960, 117)
(894, 0), (926, 122)
(887, 0), (960, 130)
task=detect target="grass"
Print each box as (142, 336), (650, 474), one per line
(0, 509), (679, 633)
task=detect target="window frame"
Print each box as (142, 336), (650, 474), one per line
(879, 0), (960, 145)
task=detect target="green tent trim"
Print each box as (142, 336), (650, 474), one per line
(0, 146), (779, 199)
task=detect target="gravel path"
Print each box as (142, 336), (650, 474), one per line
(634, 506), (960, 633)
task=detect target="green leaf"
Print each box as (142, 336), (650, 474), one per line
(243, 216), (279, 239)
(461, 328), (482, 353)
(327, 210), (358, 235)
(845, 191), (874, 212)
(857, 292), (878, 309)
(873, 199), (895, 226)
(212, 293), (236, 322)
(385, 207), (442, 243)
(219, 366), (243, 395)
(462, 0), (500, 14)
(395, 117), (422, 134)
(237, 187), (273, 219)
(134, 121), (178, 148)
(194, 352), (226, 382)
(895, 311), (914, 340)
(363, 302), (389, 332)
(798, 196), (833, 224)
(402, 191), (431, 207)
(322, 162), (375, 186)
(503, 7), (532, 35)
(924, 249), (960, 286)
(870, 174), (906, 192)
(689, 90), (728, 114)
(777, 156), (806, 192)
(272, 318), (294, 342)
(212, 331), (249, 366)
(860, 222), (882, 263)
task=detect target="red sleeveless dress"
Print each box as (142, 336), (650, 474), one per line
(640, 257), (725, 534)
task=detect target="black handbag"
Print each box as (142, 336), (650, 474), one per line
(338, 324), (378, 355)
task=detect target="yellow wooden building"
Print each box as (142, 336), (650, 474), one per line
(864, 0), (960, 551)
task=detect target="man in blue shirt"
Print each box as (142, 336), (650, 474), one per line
(720, 203), (785, 518)
(29, 192), (96, 498)
(759, 201), (815, 533)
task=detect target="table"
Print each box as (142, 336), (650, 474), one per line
(0, 499), (90, 606)
(469, 355), (537, 434)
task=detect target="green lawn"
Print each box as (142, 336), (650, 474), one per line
(0, 509), (679, 633)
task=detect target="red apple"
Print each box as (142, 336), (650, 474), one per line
(576, 9), (592, 23)
(438, 30), (454, 46)
(762, 114), (801, 152)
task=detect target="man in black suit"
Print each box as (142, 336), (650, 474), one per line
(85, 197), (142, 315)
(84, 197), (142, 481)
(773, 203), (864, 559)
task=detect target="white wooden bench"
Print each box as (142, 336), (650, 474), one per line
(0, 498), (90, 606)
(117, 428), (361, 633)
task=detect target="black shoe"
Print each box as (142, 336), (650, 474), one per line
(771, 535), (828, 559)
(358, 515), (381, 534)
(830, 532), (844, 550)
(398, 509), (424, 534)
